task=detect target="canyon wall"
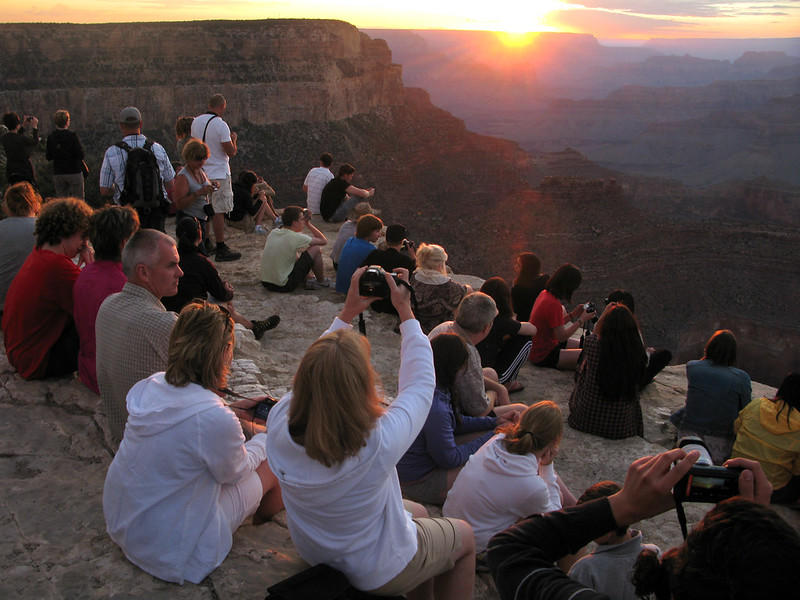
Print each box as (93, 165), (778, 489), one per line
(0, 20), (403, 128)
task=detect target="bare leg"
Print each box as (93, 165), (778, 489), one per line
(556, 474), (577, 507)
(307, 245), (326, 281)
(223, 301), (254, 329)
(212, 212), (226, 244)
(254, 459), (284, 521)
(557, 347), (583, 370)
(494, 403), (528, 419)
(434, 519), (475, 600)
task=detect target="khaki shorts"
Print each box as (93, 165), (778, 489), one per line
(211, 174), (234, 214)
(365, 517), (462, 596)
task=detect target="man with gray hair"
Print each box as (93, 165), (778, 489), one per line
(95, 229), (182, 443)
(429, 292), (521, 418)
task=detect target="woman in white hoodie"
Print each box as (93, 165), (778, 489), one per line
(266, 267), (476, 600)
(102, 302), (283, 584)
(443, 401), (575, 553)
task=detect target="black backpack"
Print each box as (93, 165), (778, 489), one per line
(116, 139), (163, 211)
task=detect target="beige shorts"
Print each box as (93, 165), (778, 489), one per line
(365, 516), (462, 596)
(218, 470), (263, 533)
(210, 174), (234, 214)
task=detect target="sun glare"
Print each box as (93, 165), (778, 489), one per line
(497, 31), (540, 48)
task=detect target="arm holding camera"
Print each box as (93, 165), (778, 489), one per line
(487, 448), (769, 600)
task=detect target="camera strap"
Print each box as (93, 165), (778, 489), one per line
(674, 495), (689, 539)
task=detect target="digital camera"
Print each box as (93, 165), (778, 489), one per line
(673, 437), (741, 503)
(359, 266), (398, 299)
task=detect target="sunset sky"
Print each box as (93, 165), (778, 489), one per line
(4, 0), (799, 40)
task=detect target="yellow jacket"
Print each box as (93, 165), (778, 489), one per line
(732, 397), (800, 490)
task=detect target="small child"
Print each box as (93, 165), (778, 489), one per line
(568, 481), (661, 600)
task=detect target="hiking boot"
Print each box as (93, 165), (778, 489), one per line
(251, 315), (280, 340)
(215, 243), (241, 262)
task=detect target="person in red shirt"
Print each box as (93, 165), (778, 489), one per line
(2, 197), (93, 379)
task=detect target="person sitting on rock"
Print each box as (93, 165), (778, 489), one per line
(0, 182), (40, 314)
(260, 206), (329, 292)
(511, 252), (548, 323)
(230, 170), (280, 234)
(320, 163), (375, 223)
(605, 289), (672, 390)
(329, 201), (376, 269)
(670, 330), (751, 464)
(335, 214), (383, 293)
(568, 481), (661, 599)
(360, 223), (416, 314)
(477, 277), (536, 394)
(412, 243), (472, 334)
(2, 197), (94, 380)
(73, 205), (140, 394)
(103, 301), (283, 585)
(568, 302), (648, 440)
(164, 217), (280, 340)
(398, 333), (510, 505)
(429, 292), (526, 419)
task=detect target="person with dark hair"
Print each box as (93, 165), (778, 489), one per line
(174, 115), (193, 161)
(260, 205), (329, 292)
(567, 481), (660, 599)
(164, 217), (279, 340)
(73, 205), (139, 393)
(488, 450), (797, 600)
(2, 197), (94, 379)
(605, 289), (673, 390)
(397, 333), (508, 505)
(444, 401), (571, 554)
(0, 182), (40, 313)
(511, 252), (548, 322)
(266, 267), (477, 599)
(46, 109), (86, 199)
(302, 152), (334, 215)
(528, 263), (596, 370)
(103, 302), (283, 584)
(99, 106), (175, 232)
(670, 330), (752, 464)
(359, 223), (416, 314)
(732, 371), (800, 503)
(320, 163), (375, 223)
(477, 277), (536, 393)
(2, 111), (39, 185)
(568, 303), (648, 439)
(229, 170), (279, 234)
(335, 214), (383, 293)
(190, 94), (241, 261)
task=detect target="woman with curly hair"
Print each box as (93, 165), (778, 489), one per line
(2, 197), (94, 379)
(567, 303), (648, 439)
(411, 243), (472, 334)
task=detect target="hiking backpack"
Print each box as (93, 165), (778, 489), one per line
(116, 139), (163, 211)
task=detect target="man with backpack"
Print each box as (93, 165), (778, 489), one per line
(100, 107), (175, 232)
(190, 94), (241, 262)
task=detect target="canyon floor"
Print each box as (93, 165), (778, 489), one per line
(0, 216), (794, 599)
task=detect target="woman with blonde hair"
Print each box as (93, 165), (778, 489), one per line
(444, 401), (574, 553)
(172, 138), (216, 252)
(412, 242), (472, 334)
(267, 267), (476, 599)
(103, 301), (283, 584)
(0, 181), (41, 312)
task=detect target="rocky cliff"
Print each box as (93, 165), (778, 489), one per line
(0, 20), (403, 127)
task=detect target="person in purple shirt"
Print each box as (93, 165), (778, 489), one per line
(397, 333), (518, 504)
(73, 206), (139, 393)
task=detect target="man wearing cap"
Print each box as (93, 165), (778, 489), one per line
(359, 223), (416, 314)
(190, 94), (241, 262)
(99, 107), (175, 232)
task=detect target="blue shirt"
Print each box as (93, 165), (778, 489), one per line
(335, 237), (376, 293)
(680, 359), (752, 438)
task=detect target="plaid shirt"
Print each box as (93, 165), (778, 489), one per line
(99, 134), (175, 202)
(568, 333), (643, 439)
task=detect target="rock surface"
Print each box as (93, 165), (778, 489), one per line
(1, 217), (795, 599)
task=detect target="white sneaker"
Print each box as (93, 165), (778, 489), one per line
(305, 277), (332, 290)
(254, 224), (268, 234)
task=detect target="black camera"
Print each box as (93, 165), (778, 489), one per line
(583, 302), (597, 314)
(403, 239), (415, 250)
(253, 397), (278, 421)
(359, 266), (398, 299)
(673, 437), (741, 503)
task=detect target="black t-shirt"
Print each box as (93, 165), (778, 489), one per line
(45, 129), (85, 174)
(511, 274), (549, 322)
(360, 247), (416, 314)
(476, 316), (522, 368)
(320, 177), (349, 221)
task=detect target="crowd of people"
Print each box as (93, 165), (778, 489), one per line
(2, 98), (799, 599)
